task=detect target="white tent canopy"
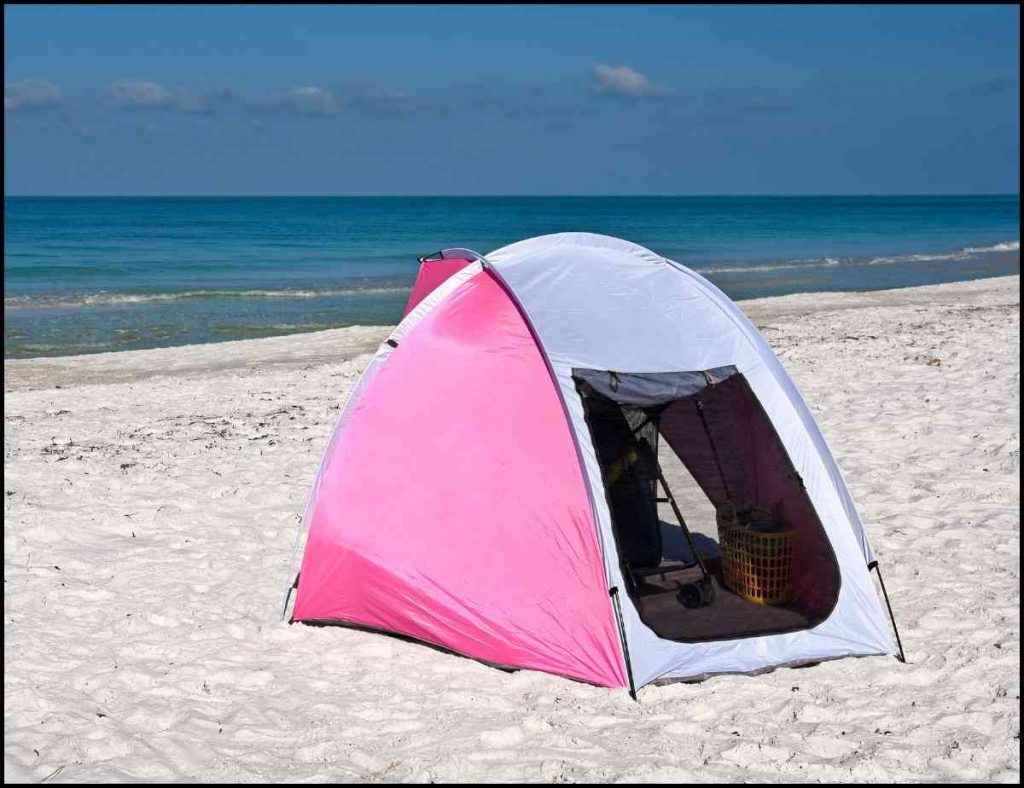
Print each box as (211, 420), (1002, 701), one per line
(290, 232), (899, 692)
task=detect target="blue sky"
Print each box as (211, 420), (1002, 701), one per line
(4, 4), (1019, 195)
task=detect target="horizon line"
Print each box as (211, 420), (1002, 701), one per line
(5, 192), (1021, 199)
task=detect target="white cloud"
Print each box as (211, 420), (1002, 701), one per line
(592, 64), (660, 97)
(106, 82), (242, 114)
(275, 86), (341, 115)
(108, 80), (171, 107)
(246, 85), (342, 116)
(103, 81), (342, 117)
(4, 79), (61, 111)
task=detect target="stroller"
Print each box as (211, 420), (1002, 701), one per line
(592, 399), (716, 609)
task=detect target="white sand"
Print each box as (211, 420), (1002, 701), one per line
(4, 276), (1020, 783)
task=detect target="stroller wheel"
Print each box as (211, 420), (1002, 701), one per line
(680, 578), (716, 609)
(680, 582), (704, 609)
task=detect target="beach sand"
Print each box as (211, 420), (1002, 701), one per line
(4, 276), (1020, 782)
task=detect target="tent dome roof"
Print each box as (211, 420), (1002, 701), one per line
(488, 231), (670, 269)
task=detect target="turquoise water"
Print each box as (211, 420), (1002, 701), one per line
(4, 195), (1019, 358)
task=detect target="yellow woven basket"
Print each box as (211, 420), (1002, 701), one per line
(717, 506), (795, 606)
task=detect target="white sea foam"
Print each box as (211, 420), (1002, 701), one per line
(700, 239), (1019, 275)
(6, 241), (1017, 310)
(866, 252), (964, 265)
(962, 240), (1019, 253)
(699, 258), (844, 275)
(4, 285), (412, 310)
(868, 240), (1019, 265)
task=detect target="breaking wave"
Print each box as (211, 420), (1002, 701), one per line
(5, 285), (413, 310)
(962, 241), (1019, 253)
(700, 240), (1018, 275)
(867, 240), (1019, 265)
(699, 258), (844, 275)
(5, 240), (1016, 310)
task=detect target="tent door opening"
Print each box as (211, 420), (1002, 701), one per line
(574, 367), (842, 643)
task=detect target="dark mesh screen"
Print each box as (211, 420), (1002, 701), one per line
(581, 394), (663, 569)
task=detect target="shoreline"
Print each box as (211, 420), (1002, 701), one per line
(5, 274), (1019, 392)
(4, 242), (1017, 312)
(4, 235), (1019, 360)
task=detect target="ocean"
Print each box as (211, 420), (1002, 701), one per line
(4, 195), (1019, 359)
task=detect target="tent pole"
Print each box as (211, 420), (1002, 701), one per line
(279, 514), (307, 622)
(869, 561), (906, 663)
(610, 588), (638, 700)
(280, 573), (300, 622)
(695, 399), (733, 503)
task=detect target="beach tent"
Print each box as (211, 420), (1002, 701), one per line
(288, 233), (901, 693)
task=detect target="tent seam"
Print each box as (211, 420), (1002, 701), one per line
(480, 259), (633, 691)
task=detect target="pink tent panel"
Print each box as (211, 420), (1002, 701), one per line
(402, 257), (474, 317)
(294, 270), (626, 687)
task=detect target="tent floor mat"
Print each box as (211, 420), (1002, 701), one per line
(631, 558), (813, 642)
